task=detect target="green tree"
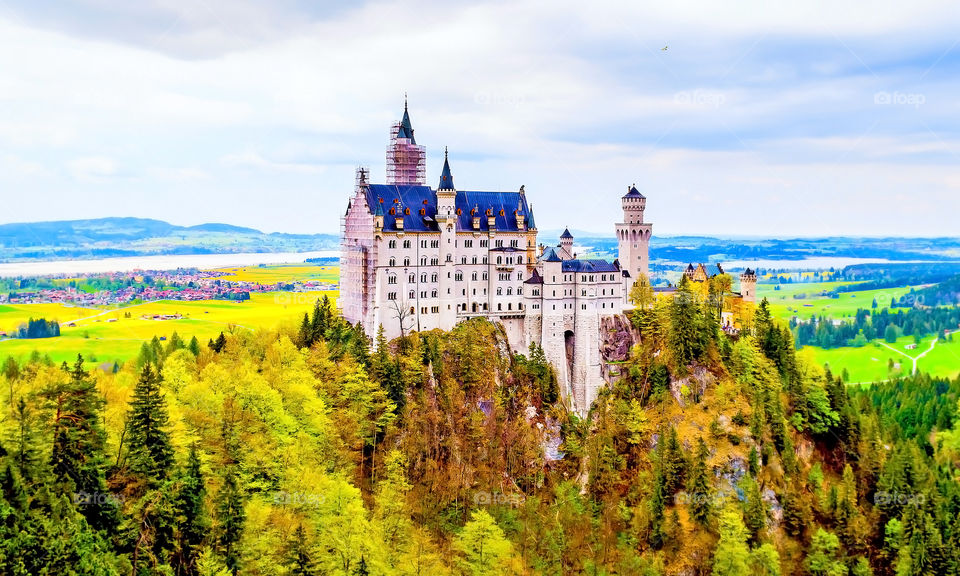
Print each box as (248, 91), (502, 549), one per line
(215, 467), (245, 575)
(806, 529), (847, 576)
(127, 363), (175, 484)
(687, 437), (712, 525)
(174, 444), (209, 576)
(712, 508), (751, 576)
(454, 509), (514, 576)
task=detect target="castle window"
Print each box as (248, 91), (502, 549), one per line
(431, 306), (439, 313)
(421, 240), (427, 248)
(409, 290), (415, 299)
(508, 303), (512, 310)
(518, 256), (523, 264)
(431, 290), (438, 298)
(510, 239), (518, 247)
(421, 291), (427, 298)
(388, 275), (397, 285)
(404, 257), (410, 266)
(497, 256), (502, 265)
(497, 288), (502, 295)
(420, 257), (427, 266)
(507, 288), (513, 295)
(421, 273), (427, 282)
(403, 240), (411, 249)
(455, 272), (463, 281)
(472, 272), (478, 281)
(483, 257), (488, 264)
(431, 240), (439, 248)
(388, 240), (396, 249)
(480, 239), (488, 247)
(498, 303), (502, 311)
(430, 258), (438, 265)
(387, 292), (397, 300)
(431, 273), (438, 282)
(464, 240), (472, 248)
(495, 240), (503, 248)
(409, 273), (415, 283)
(446, 254), (452, 262)
(472, 256), (478, 264)
(389, 258), (396, 266)
(482, 273), (487, 280)
(462, 256), (467, 264)
(517, 272), (522, 280)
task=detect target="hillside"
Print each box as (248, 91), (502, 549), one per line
(0, 286), (958, 574)
(0, 217), (338, 262)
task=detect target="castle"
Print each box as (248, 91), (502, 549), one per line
(341, 101), (755, 412)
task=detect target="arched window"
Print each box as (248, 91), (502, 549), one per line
(403, 257), (410, 266)
(389, 257), (396, 266)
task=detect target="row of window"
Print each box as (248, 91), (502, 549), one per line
(387, 237), (517, 250)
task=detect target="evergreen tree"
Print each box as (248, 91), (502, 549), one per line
(127, 363), (174, 484)
(712, 508), (751, 576)
(174, 444), (209, 576)
(288, 524), (315, 576)
(188, 336), (201, 356)
(215, 466), (245, 575)
(687, 437), (712, 525)
(47, 355), (116, 532)
(298, 312), (312, 348)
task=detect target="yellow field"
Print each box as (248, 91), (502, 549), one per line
(0, 302), (102, 334)
(0, 290), (338, 364)
(207, 264), (338, 284)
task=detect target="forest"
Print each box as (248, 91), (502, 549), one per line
(791, 302), (960, 349)
(0, 284), (959, 575)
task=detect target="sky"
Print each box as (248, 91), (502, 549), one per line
(1, 0), (959, 237)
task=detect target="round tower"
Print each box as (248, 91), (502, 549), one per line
(739, 268), (757, 303)
(615, 184), (653, 281)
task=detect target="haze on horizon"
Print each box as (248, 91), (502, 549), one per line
(1, 0), (958, 238)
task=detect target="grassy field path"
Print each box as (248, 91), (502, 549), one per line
(877, 337), (938, 374)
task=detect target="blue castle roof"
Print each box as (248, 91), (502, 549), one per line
(364, 184), (535, 233)
(623, 185), (645, 199)
(561, 259), (620, 273)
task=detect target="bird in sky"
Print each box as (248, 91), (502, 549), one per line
(661, 45), (668, 51)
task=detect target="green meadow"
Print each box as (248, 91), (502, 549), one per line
(757, 281), (921, 322)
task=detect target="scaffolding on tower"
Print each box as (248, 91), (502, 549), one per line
(386, 123), (426, 185)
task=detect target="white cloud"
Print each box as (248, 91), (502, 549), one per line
(67, 156), (119, 181)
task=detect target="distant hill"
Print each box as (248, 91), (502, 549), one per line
(0, 217), (338, 263)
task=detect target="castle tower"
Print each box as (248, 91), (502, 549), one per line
(558, 228), (574, 260)
(739, 268), (757, 303)
(437, 148), (458, 327)
(386, 98), (426, 185)
(616, 184), (653, 281)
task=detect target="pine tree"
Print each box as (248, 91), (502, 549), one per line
(215, 466), (245, 575)
(47, 355), (116, 532)
(174, 444), (209, 576)
(712, 508), (751, 576)
(288, 524), (315, 576)
(298, 312), (313, 348)
(127, 362), (174, 484)
(188, 335), (201, 356)
(687, 437), (712, 525)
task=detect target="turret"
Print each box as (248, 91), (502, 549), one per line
(386, 97), (426, 185)
(621, 185), (646, 224)
(559, 228), (574, 259)
(739, 268), (757, 303)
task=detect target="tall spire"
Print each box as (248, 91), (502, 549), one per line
(438, 147), (455, 190)
(397, 96), (415, 144)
